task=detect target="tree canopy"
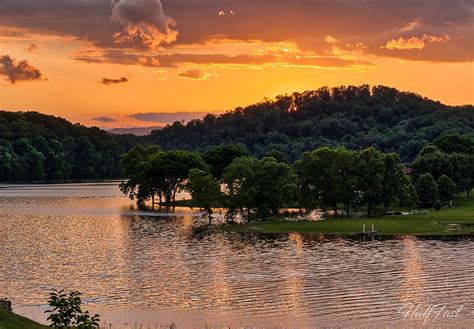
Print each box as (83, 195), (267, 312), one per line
(296, 147), (413, 216)
(412, 135), (474, 196)
(146, 85), (474, 163)
(415, 173), (438, 207)
(295, 147), (357, 214)
(2, 86), (473, 186)
(187, 168), (222, 222)
(222, 156), (298, 221)
(202, 144), (248, 179)
(0, 111), (138, 182)
(119, 138), (472, 220)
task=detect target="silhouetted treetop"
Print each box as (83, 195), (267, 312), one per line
(146, 85), (473, 162)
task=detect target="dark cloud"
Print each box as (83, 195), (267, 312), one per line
(0, 0), (472, 63)
(25, 43), (38, 53)
(163, 0), (473, 62)
(0, 0), (121, 49)
(100, 77), (128, 85)
(176, 69), (211, 80)
(111, 0), (178, 50)
(93, 116), (117, 122)
(76, 51), (374, 69)
(130, 111), (209, 123)
(0, 55), (44, 83)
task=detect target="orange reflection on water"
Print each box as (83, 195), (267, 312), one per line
(208, 250), (232, 310)
(176, 212), (196, 235)
(288, 233), (304, 251)
(399, 236), (426, 305)
(280, 233), (308, 319)
(289, 232), (326, 246)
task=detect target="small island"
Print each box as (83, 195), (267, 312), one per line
(222, 196), (474, 236)
(119, 133), (474, 238)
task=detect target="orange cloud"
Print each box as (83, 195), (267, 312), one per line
(324, 35), (337, 43)
(74, 45), (374, 72)
(384, 34), (450, 50)
(218, 10), (235, 16)
(401, 21), (418, 32)
(1, 0), (472, 64)
(176, 69), (212, 80)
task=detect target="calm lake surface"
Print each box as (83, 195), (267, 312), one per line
(0, 183), (473, 328)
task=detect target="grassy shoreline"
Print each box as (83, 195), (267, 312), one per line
(0, 309), (47, 329)
(220, 197), (474, 237)
(161, 196), (474, 237)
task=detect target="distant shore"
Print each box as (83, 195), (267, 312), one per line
(0, 179), (123, 186)
(142, 194), (474, 237)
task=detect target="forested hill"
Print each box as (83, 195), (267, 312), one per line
(1, 85), (473, 182)
(147, 85), (474, 163)
(0, 111), (138, 182)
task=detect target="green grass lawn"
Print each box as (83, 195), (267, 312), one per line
(0, 309), (47, 329)
(222, 196), (474, 236)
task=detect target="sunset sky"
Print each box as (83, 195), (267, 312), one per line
(1, 0), (473, 129)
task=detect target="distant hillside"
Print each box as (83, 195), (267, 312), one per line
(109, 126), (162, 136)
(1, 85), (473, 182)
(147, 85), (474, 162)
(0, 111), (138, 182)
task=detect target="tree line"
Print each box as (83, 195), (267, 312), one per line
(121, 134), (473, 222)
(0, 111), (138, 182)
(147, 85), (474, 163)
(411, 134), (474, 206)
(1, 86), (473, 183)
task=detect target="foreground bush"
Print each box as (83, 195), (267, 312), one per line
(45, 290), (100, 328)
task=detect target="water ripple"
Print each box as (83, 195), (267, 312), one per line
(0, 183), (473, 327)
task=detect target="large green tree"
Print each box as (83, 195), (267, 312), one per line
(437, 175), (457, 203)
(415, 173), (438, 207)
(203, 144), (248, 179)
(356, 148), (385, 216)
(222, 156), (297, 221)
(434, 134), (474, 196)
(462, 155), (474, 196)
(252, 157), (298, 218)
(382, 153), (409, 212)
(222, 157), (258, 221)
(412, 140), (474, 196)
(434, 134), (474, 155)
(187, 169), (222, 223)
(120, 144), (161, 206)
(295, 147), (357, 215)
(146, 150), (207, 204)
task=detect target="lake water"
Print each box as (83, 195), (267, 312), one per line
(0, 183), (472, 328)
